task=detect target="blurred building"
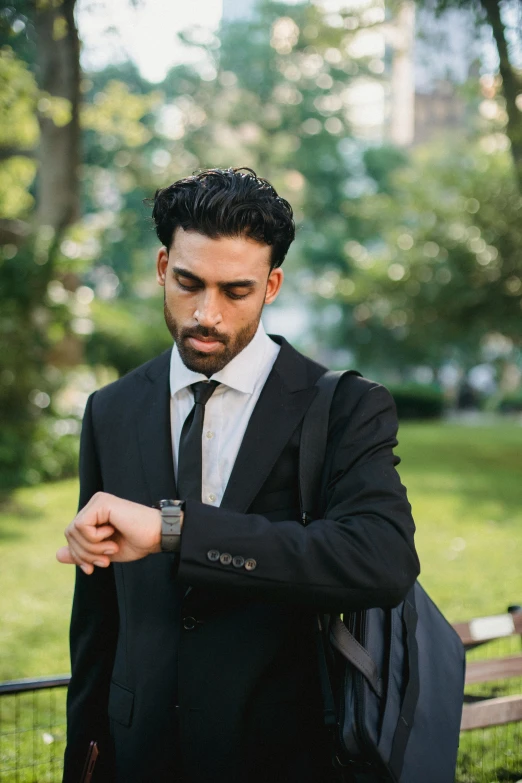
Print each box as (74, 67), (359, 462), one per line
(347, 1), (478, 146)
(411, 4), (480, 145)
(222, 0), (481, 147)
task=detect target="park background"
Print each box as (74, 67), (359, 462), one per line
(0, 0), (521, 780)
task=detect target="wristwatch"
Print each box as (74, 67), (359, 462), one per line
(153, 499), (185, 553)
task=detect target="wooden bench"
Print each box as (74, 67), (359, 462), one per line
(452, 606), (522, 731)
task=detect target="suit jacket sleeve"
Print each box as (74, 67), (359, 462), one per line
(177, 376), (420, 612)
(63, 393), (118, 782)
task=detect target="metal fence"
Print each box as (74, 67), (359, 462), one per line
(0, 670), (521, 782)
(456, 633), (522, 783)
(0, 676), (69, 783)
(457, 724), (522, 783)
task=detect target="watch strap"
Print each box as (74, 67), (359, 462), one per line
(153, 499), (184, 553)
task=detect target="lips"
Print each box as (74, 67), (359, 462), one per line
(187, 336), (224, 353)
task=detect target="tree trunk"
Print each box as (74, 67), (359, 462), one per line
(34, 0), (81, 233)
(480, 0), (522, 191)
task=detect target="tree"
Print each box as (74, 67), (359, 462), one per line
(0, 0), (82, 489)
(321, 140), (522, 373)
(83, 0), (376, 373)
(0, 0), (81, 239)
(34, 0), (81, 231)
(418, 0), (522, 191)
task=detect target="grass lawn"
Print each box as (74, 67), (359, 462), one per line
(396, 421), (522, 622)
(0, 421), (521, 681)
(0, 421), (521, 781)
(0, 480), (77, 682)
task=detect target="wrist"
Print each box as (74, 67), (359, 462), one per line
(151, 509), (162, 554)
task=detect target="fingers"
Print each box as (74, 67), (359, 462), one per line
(59, 493), (125, 575)
(65, 513), (118, 559)
(60, 526), (120, 573)
(56, 546), (75, 564)
(66, 528), (118, 557)
(67, 534), (115, 566)
(55, 545), (97, 575)
(60, 492), (161, 571)
(78, 522), (116, 545)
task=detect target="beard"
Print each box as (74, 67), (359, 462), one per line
(164, 298), (262, 377)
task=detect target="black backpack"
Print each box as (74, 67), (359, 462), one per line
(299, 371), (465, 783)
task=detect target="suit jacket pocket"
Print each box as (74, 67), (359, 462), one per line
(108, 679), (134, 727)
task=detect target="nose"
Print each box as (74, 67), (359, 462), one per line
(194, 290), (222, 327)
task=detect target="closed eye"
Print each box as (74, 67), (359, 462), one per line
(176, 279), (201, 292)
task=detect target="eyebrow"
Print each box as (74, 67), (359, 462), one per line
(173, 266), (257, 289)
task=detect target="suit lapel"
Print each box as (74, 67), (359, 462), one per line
(134, 340), (323, 513)
(221, 338), (320, 514)
(136, 350), (178, 504)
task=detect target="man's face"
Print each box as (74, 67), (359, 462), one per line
(156, 228), (284, 376)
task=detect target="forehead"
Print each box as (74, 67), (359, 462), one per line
(169, 228), (272, 282)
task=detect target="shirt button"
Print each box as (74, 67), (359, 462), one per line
(208, 493), (216, 503)
(207, 550), (220, 562)
(206, 431), (214, 439)
(244, 558), (257, 572)
(232, 555), (245, 568)
(220, 552), (232, 565)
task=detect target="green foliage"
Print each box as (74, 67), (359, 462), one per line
(82, 80), (160, 148)
(498, 389), (522, 413)
(389, 383), (444, 420)
(85, 297), (171, 377)
(362, 144), (409, 195)
(0, 155), (36, 217)
(322, 142), (522, 370)
(0, 46), (38, 147)
(0, 46), (38, 215)
(0, 3), (36, 63)
(0, 240), (52, 490)
(0, 231), (91, 491)
(1, 0), (522, 491)
(67, 0), (373, 381)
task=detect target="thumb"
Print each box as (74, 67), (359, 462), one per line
(56, 545), (75, 565)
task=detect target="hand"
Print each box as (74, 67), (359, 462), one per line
(56, 492), (162, 575)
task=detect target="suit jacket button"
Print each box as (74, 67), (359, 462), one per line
(183, 616), (197, 630)
(244, 558), (257, 571)
(219, 552), (232, 565)
(207, 550), (220, 562)
(232, 556), (245, 568)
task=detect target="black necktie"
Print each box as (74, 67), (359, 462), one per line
(177, 381), (220, 501)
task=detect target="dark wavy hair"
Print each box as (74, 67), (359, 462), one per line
(149, 167), (295, 269)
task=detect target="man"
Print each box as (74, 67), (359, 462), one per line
(58, 167), (420, 783)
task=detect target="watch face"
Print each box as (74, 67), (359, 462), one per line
(162, 508), (181, 521)
(158, 499), (183, 510)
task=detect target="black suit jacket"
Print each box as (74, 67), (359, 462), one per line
(63, 337), (419, 783)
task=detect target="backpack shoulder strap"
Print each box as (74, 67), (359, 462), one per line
(299, 369), (361, 524)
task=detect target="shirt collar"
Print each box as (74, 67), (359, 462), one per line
(170, 322), (275, 398)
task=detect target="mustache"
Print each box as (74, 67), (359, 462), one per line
(181, 326), (228, 344)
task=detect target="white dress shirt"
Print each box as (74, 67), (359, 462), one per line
(169, 322), (280, 506)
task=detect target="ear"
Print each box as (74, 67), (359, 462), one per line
(265, 268), (284, 305)
(156, 247), (169, 286)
